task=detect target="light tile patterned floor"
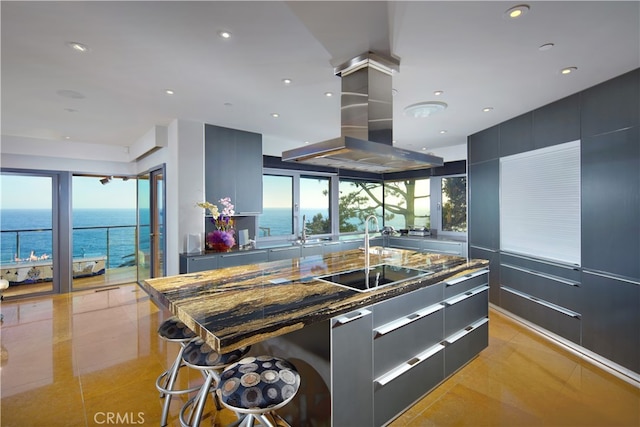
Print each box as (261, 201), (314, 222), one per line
(1, 284), (638, 426)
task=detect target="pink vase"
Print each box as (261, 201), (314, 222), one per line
(206, 230), (235, 252)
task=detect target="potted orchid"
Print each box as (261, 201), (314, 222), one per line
(196, 197), (236, 251)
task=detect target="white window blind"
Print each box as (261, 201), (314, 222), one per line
(500, 140), (581, 265)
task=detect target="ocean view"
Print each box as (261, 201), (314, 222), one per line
(0, 208), (145, 268)
(1, 207), (381, 268)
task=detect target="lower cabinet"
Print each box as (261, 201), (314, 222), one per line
(581, 271), (640, 373)
(217, 250), (268, 268)
(179, 253), (218, 273)
(423, 240), (463, 256)
(271, 268), (489, 427)
(499, 255), (582, 344)
(267, 246), (300, 261)
(330, 308), (374, 426)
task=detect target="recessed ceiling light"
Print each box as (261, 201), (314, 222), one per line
(539, 43), (555, 51)
(439, 130), (447, 134)
(304, 141), (310, 144)
(483, 107), (494, 112)
(433, 90), (444, 96)
(271, 113), (279, 118)
(561, 66), (578, 75)
(224, 102), (233, 107)
(421, 147), (427, 151)
(504, 4), (530, 19)
(324, 92), (333, 97)
(404, 101), (448, 118)
(63, 136), (71, 140)
(392, 88), (398, 97)
(66, 41), (90, 53)
(165, 89), (174, 95)
(218, 31), (231, 39)
(282, 78), (292, 85)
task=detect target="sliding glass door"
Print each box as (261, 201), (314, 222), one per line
(0, 172), (56, 298)
(137, 165), (165, 283)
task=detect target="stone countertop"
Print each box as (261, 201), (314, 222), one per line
(144, 248), (488, 353)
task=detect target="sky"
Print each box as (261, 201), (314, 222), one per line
(1, 174), (137, 209)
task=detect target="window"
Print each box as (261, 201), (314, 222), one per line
(441, 176), (467, 232)
(500, 140), (581, 265)
(260, 174), (294, 238)
(384, 178), (430, 230)
(300, 175), (331, 235)
(338, 179), (383, 232)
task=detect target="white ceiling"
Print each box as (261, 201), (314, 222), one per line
(2, 1), (639, 162)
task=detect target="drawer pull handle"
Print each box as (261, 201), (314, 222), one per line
(501, 286), (581, 319)
(444, 317), (489, 344)
(444, 285), (489, 306)
(444, 268), (488, 286)
(374, 343), (445, 388)
(374, 304), (444, 338)
(333, 309), (372, 327)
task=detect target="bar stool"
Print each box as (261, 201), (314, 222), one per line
(218, 355), (300, 427)
(179, 338), (252, 427)
(156, 316), (200, 427)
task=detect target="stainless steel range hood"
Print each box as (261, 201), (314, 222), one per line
(282, 53), (444, 173)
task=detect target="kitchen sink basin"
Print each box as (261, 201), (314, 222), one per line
(316, 264), (433, 292)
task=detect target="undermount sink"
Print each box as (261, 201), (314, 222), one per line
(316, 264), (433, 292)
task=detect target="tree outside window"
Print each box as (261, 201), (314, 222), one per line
(384, 178), (431, 230)
(441, 177), (467, 232)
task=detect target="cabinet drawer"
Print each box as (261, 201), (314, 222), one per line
(443, 269), (488, 298)
(374, 344), (444, 427)
(373, 282), (444, 328)
(373, 305), (444, 377)
(267, 246), (300, 262)
(218, 250), (268, 268)
(388, 237), (422, 251)
(423, 240), (463, 256)
(501, 286), (581, 344)
(185, 255), (218, 272)
(501, 263), (581, 313)
(444, 318), (489, 377)
(444, 286), (489, 337)
(340, 240), (362, 251)
(301, 244), (323, 257)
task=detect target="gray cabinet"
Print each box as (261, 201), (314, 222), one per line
(179, 253), (218, 273)
(469, 246), (500, 305)
(468, 125), (499, 164)
(331, 308), (374, 426)
(499, 255), (582, 345)
(205, 124), (263, 215)
(388, 237), (422, 251)
(580, 69), (640, 137)
(423, 240), (462, 256)
(301, 244), (323, 257)
(217, 250), (268, 268)
(499, 112), (534, 157)
(468, 160), (499, 250)
(267, 246), (300, 262)
(533, 94), (580, 149)
(582, 126), (640, 281)
(581, 271), (640, 373)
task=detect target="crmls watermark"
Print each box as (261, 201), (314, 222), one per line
(93, 412), (145, 425)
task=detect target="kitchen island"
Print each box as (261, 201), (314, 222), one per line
(143, 248), (489, 426)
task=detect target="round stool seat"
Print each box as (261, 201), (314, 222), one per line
(219, 356), (300, 414)
(182, 338), (251, 369)
(158, 316), (196, 342)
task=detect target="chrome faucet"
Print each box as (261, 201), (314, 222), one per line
(364, 214), (379, 273)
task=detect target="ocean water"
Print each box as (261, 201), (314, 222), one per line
(0, 208), (147, 268)
(258, 207), (330, 237)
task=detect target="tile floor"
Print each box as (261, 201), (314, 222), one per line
(1, 283), (638, 427)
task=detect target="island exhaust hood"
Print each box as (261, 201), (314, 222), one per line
(282, 53), (444, 173)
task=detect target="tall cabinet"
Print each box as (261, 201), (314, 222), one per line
(205, 124), (263, 215)
(467, 68), (640, 376)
